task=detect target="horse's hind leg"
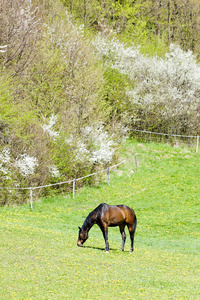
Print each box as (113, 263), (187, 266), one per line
(128, 225), (135, 253)
(119, 224), (126, 251)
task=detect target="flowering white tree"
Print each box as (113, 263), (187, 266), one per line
(0, 0), (41, 72)
(14, 154), (38, 177)
(94, 36), (200, 134)
(0, 147), (38, 178)
(42, 114), (58, 138)
(57, 124), (115, 167)
(0, 148), (11, 178)
(75, 125), (115, 164)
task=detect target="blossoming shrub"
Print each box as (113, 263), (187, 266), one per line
(0, 4), (115, 205)
(51, 123), (116, 187)
(95, 37), (200, 135)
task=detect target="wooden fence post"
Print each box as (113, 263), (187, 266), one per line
(196, 136), (199, 153)
(73, 179), (76, 198)
(30, 188), (33, 210)
(135, 155), (138, 172)
(107, 168), (110, 186)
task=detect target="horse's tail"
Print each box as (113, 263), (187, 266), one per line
(133, 213), (137, 233)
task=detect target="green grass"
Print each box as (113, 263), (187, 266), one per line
(0, 139), (200, 299)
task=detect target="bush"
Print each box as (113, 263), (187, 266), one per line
(94, 37), (200, 135)
(0, 4), (115, 205)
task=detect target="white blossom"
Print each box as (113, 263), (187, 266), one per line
(49, 165), (60, 178)
(0, 148), (11, 175)
(0, 148), (11, 164)
(75, 125), (115, 164)
(42, 114), (58, 138)
(14, 154), (38, 177)
(94, 36), (200, 131)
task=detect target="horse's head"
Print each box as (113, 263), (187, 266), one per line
(77, 226), (88, 247)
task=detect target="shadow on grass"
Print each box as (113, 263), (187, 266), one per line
(83, 245), (130, 253)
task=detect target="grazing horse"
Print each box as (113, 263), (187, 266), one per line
(77, 203), (137, 253)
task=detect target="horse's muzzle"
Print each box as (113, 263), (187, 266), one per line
(77, 241), (83, 247)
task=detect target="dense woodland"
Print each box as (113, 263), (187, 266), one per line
(62, 0), (200, 57)
(0, 0), (200, 205)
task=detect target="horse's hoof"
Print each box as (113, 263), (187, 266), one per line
(105, 250), (109, 253)
(130, 250), (133, 254)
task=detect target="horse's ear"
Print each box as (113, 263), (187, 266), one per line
(78, 226), (81, 231)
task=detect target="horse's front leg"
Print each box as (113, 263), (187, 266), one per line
(99, 222), (109, 253)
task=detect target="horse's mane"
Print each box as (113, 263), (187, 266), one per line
(82, 211), (95, 230)
(82, 203), (107, 231)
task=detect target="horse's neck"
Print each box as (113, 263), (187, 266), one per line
(83, 223), (93, 233)
(82, 211), (97, 232)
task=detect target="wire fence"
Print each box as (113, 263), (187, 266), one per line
(0, 155), (138, 209)
(1, 129), (199, 209)
(131, 129), (199, 153)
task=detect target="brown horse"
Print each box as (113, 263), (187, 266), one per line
(77, 203), (137, 253)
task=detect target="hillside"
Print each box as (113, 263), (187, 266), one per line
(0, 140), (199, 298)
(0, 0), (200, 205)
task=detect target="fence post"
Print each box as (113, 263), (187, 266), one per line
(73, 179), (76, 198)
(135, 155), (138, 172)
(196, 136), (199, 153)
(30, 188), (33, 210)
(107, 167), (110, 186)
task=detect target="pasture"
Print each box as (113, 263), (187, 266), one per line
(0, 139), (199, 299)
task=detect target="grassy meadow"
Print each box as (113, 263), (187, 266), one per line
(0, 139), (199, 299)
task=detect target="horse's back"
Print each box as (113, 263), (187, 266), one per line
(99, 203), (136, 227)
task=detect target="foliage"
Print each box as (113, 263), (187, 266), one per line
(94, 36), (200, 135)
(1, 0), (200, 205)
(0, 0), (41, 73)
(0, 140), (199, 298)
(61, 0), (200, 59)
(0, 1), (114, 205)
(104, 68), (131, 131)
(136, 0), (200, 58)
